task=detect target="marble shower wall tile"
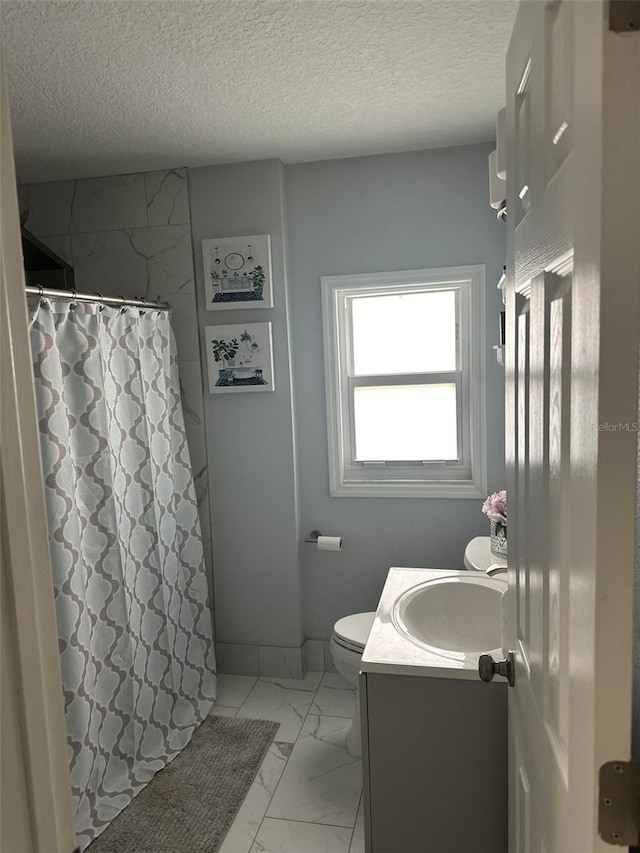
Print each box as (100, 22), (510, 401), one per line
(185, 424), (207, 499)
(145, 169), (190, 226)
(17, 184), (29, 227)
(28, 172), (165, 235)
(196, 478), (212, 589)
(198, 495), (212, 566)
(28, 180), (75, 235)
(71, 225), (193, 298)
(164, 292), (200, 360)
(38, 234), (73, 266)
(178, 359), (205, 425)
(71, 173), (147, 232)
(69, 230), (147, 296)
(349, 798), (364, 853)
(203, 547), (214, 605)
(197, 484), (211, 536)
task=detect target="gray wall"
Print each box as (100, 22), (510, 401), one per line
(20, 149), (637, 732)
(285, 144), (506, 640)
(22, 144), (507, 672)
(189, 160), (304, 662)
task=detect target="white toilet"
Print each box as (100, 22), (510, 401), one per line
(463, 536), (507, 574)
(329, 537), (504, 757)
(329, 611), (375, 756)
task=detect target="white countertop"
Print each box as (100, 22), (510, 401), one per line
(360, 566), (503, 681)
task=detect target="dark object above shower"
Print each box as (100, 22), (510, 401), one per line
(21, 227), (75, 291)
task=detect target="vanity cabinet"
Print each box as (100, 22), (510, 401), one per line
(359, 671), (507, 853)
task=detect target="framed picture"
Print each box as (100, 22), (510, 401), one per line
(204, 323), (275, 394)
(202, 234), (273, 310)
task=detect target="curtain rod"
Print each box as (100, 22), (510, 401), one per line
(25, 285), (171, 311)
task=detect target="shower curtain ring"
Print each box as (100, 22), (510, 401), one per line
(119, 294), (127, 313)
(95, 292), (105, 312)
(70, 288), (78, 309)
(38, 284), (44, 298)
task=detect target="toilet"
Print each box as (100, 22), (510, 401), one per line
(329, 611), (376, 756)
(463, 535), (507, 574)
(329, 537), (504, 757)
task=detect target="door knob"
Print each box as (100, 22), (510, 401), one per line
(478, 651), (515, 687)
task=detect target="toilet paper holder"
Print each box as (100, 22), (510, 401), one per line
(304, 530), (343, 551)
(304, 529), (322, 544)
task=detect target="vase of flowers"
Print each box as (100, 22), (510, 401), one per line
(482, 490), (507, 558)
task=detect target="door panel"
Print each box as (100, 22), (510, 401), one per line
(544, 282), (571, 771)
(506, 2), (640, 851)
(516, 305), (530, 673)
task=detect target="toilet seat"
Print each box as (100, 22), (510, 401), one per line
(332, 612), (375, 654)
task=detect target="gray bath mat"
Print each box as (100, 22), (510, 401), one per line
(87, 715), (279, 853)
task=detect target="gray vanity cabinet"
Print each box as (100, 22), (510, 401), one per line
(359, 671), (508, 853)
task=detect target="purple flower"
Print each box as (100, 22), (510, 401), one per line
(481, 490), (507, 524)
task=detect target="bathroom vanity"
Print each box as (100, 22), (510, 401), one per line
(359, 568), (508, 853)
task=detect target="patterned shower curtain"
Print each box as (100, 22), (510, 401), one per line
(29, 299), (217, 850)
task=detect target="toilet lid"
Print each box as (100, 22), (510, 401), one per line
(333, 612), (376, 650)
(464, 536), (507, 572)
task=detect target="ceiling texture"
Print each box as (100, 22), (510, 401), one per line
(1, 0), (518, 183)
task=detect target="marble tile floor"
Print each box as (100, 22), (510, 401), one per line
(212, 672), (363, 853)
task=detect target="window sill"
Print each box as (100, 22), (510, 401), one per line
(329, 479), (487, 499)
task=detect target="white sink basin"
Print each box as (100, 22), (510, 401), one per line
(391, 574), (507, 662)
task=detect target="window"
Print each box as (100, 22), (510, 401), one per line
(321, 265), (487, 498)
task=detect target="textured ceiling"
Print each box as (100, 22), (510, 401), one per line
(1, 0), (517, 182)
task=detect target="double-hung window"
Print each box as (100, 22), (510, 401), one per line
(321, 265), (487, 498)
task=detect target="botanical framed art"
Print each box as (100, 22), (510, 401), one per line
(202, 234), (273, 310)
(204, 323), (275, 394)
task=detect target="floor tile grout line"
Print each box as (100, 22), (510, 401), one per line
(252, 814), (358, 830)
(230, 675), (260, 710)
(246, 676), (327, 852)
(229, 674), (360, 851)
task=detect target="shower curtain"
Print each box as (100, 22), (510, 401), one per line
(29, 299), (217, 850)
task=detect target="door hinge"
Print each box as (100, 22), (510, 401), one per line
(598, 760), (640, 846)
(609, 1), (640, 32)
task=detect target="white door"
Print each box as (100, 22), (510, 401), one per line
(504, 2), (640, 852)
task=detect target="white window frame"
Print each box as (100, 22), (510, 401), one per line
(321, 265), (487, 498)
